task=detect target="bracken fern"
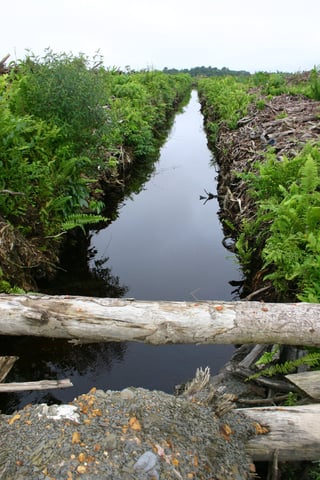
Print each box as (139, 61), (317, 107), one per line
(61, 213), (107, 233)
(247, 352), (320, 380)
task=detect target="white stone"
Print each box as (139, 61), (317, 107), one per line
(38, 403), (80, 423)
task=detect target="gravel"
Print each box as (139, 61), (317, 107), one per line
(0, 386), (256, 479)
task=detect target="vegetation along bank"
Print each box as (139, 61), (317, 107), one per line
(0, 51), (192, 292)
(197, 69), (320, 478)
(198, 70), (320, 303)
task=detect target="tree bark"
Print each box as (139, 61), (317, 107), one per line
(241, 404), (320, 461)
(0, 294), (319, 345)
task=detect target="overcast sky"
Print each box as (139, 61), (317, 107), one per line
(2, 0), (319, 73)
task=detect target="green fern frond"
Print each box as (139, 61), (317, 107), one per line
(299, 154), (319, 193)
(62, 213), (107, 233)
(306, 206), (320, 230)
(255, 345), (280, 366)
(247, 352), (320, 381)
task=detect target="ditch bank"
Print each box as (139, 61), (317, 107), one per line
(0, 377), (257, 480)
(204, 91), (320, 300)
(195, 88), (320, 477)
(0, 116), (178, 294)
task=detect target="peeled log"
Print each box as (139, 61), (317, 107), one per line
(241, 404), (320, 461)
(0, 378), (73, 393)
(0, 294), (319, 346)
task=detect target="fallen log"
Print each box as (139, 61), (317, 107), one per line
(0, 378), (73, 392)
(0, 294), (320, 346)
(241, 404), (320, 461)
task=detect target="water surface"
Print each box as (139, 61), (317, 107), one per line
(0, 91), (242, 413)
(92, 90), (240, 301)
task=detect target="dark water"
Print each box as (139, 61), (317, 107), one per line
(0, 91), (242, 413)
(92, 90), (240, 301)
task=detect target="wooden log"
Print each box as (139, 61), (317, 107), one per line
(238, 344), (268, 369)
(0, 294), (320, 346)
(0, 356), (18, 383)
(241, 404), (320, 461)
(286, 371), (320, 400)
(0, 378), (73, 392)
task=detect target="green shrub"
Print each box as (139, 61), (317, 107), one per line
(198, 76), (252, 129)
(310, 66), (320, 100)
(0, 70), (106, 237)
(10, 50), (109, 157)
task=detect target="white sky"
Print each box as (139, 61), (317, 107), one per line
(2, 0), (319, 72)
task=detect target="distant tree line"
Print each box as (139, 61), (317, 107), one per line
(162, 66), (251, 77)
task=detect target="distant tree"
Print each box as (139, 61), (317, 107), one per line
(162, 65), (251, 78)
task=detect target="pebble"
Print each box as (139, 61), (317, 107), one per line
(134, 451), (159, 478)
(0, 386), (255, 479)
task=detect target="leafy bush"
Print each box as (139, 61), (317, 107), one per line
(105, 70), (191, 156)
(0, 77), (105, 236)
(261, 73), (288, 96)
(310, 66), (320, 100)
(197, 76), (252, 144)
(10, 50), (109, 157)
